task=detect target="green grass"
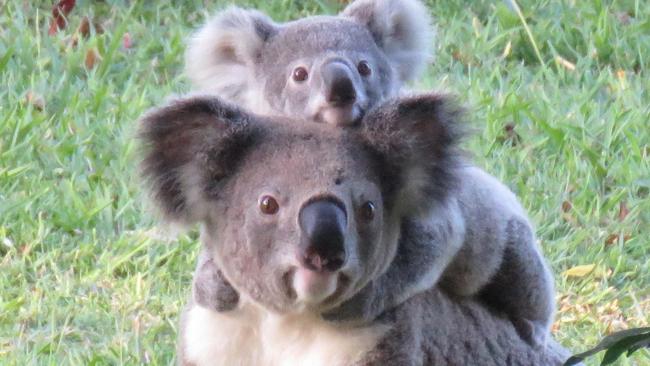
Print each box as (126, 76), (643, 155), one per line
(0, 0), (648, 364)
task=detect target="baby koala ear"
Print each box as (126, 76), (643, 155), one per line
(185, 6), (277, 97)
(360, 93), (464, 215)
(341, 0), (434, 83)
(139, 96), (261, 225)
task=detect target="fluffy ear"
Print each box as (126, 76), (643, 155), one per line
(185, 7), (277, 100)
(360, 93), (463, 214)
(341, 0), (434, 83)
(139, 96), (260, 225)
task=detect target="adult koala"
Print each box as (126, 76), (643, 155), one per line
(139, 94), (569, 365)
(184, 0), (556, 347)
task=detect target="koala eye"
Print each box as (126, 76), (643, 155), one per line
(292, 66), (309, 82)
(259, 195), (280, 215)
(359, 201), (375, 221)
(357, 61), (372, 77)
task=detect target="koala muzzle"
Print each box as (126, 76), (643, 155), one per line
(298, 199), (347, 272)
(322, 61), (356, 106)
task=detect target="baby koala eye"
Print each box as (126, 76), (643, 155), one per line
(359, 201), (375, 221)
(292, 66), (309, 82)
(259, 195), (280, 215)
(357, 60), (372, 77)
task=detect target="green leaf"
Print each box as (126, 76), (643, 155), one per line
(563, 328), (650, 365)
(495, 3), (520, 29)
(627, 338), (650, 357)
(601, 333), (650, 365)
(580, 142), (607, 179)
(0, 46), (14, 72)
(534, 117), (565, 146)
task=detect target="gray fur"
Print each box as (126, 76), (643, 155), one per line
(141, 93), (461, 312)
(184, 0), (555, 344)
(441, 167), (555, 346)
(185, 0), (433, 126)
(355, 287), (569, 365)
(326, 165), (555, 346)
(176, 96), (556, 346)
(341, 0), (435, 82)
(193, 248), (239, 312)
(140, 95), (568, 365)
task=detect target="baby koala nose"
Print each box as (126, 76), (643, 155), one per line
(322, 61), (356, 106)
(298, 198), (347, 272)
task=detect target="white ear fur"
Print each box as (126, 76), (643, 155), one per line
(184, 7), (276, 103)
(342, 0), (435, 83)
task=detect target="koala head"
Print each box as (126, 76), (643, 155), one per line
(139, 93), (460, 314)
(185, 0), (433, 126)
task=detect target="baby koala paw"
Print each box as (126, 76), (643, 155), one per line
(193, 258), (240, 312)
(512, 318), (549, 349)
(321, 284), (383, 325)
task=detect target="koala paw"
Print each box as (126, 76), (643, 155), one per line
(193, 259), (240, 312)
(321, 285), (381, 325)
(512, 318), (549, 349)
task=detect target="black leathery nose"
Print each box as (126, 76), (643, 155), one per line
(322, 62), (356, 106)
(298, 199), (347, 272)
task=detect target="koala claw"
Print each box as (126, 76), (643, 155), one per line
(512, 318), (549, 349)
(321, 285), (382, 324)
(322, 302), (370, 324)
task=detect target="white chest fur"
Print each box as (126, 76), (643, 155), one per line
(183, 304), (388, 366)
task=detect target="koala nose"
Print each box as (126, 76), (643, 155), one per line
(322, 62), (356, 106)
(298, 199), (347, 272)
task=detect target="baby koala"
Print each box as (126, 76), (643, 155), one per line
(186, 0), (433, 126)
(184, 0), (555, 346)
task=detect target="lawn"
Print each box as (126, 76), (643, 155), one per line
(0, 0), (648, 365)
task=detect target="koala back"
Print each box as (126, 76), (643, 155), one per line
(358, 286), (570, 366)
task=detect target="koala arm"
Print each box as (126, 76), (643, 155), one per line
(326, 166), (555, 346)
(323, 199), (465, 323)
